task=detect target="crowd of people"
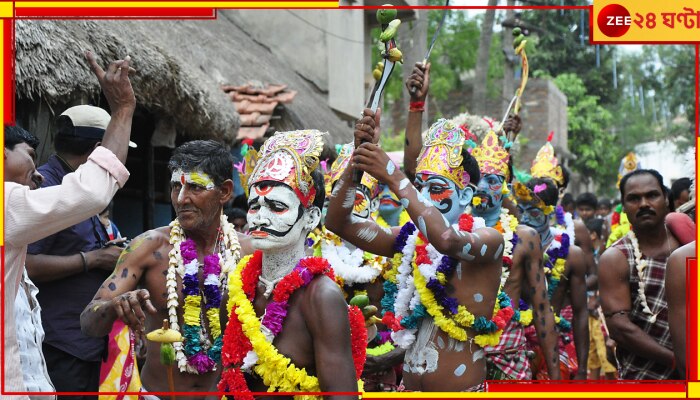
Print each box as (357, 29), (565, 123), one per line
(3, 52), (696, 400)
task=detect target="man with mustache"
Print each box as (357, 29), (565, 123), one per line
(469, 129), (561, 381)
(81, 140), (253, 397)
(218, 129), (364, 398)
(328, 112), (506, 392)
(598, 169), (680, 380)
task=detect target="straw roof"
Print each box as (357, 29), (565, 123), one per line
(15, 15), (351, 145)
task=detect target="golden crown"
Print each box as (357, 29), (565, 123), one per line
(237, 148), (259, 198)
(416, 119), (470, 189)
(530, 134), (564, 186)
(249, 129), (326, 207)
(325, 142), (378, 197)
(471, 129), (510, 179)
(617, 152), (640, 187)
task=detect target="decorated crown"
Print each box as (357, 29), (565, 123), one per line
(236, 148), (259, 198)
(325, 142), (379, 198)
(249, 129), (326, 207)
(530, 132), (564, 186)
(416, 118), (471, 189)
(511, 181), (554, 215)
(471, 129), (511, 179)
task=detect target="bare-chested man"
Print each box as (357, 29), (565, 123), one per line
(81, 140), (252, 397)
(328, 113), (506, 391)
(217, 129), (362, 399)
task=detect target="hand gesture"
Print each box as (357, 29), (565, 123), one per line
(85, 50), (136, 114)
(354, 108), (381, 148)
(406, 62), (431, 101)
(111, 289), (157, 332)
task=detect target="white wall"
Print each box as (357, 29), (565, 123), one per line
(634, 139), (695, 186)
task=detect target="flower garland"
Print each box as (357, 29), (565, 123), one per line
(496, 208), (519, 288)
(542, 227), (572, 332)
(320, 232), (387, 286)
(219, 251), (365, 399)
(167, 215), (240, 373)
(382, 214), (514, 348)
(628, 229), (660, 323)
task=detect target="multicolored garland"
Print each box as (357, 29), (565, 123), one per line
(542, 210), (573, 332)
(381, 214), (515, 348)
(219, 251), (365, 398)
(167, 215), (240, 374)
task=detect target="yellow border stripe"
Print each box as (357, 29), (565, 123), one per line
(365, 392), (686, 399)
(0, 2), (13, 17)
(16, 1), (338, 8)
(0, 19), (4, 246)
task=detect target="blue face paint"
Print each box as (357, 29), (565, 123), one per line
(414, 173), (471, 226)
(517, 201), (552, 246)
(377, 183), (402, 225)
(472, 173), (506, 227)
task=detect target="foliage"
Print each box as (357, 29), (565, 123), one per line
(381, 129), (405, 152)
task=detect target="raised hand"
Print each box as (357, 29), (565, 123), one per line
(85, 50), (136, 114)
(406, 62), (431, 101)
(354, 107), (382, 147)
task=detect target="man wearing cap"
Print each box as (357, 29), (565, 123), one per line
(24, 104), (136, 396)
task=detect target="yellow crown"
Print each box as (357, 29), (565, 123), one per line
(471, 129), (510, 179)
(511, 182), (555, 215)
(361, 172), (380, 199)
(326, 143), (354, 194)
(416, 119), (470, 189)
(250, 129), (326, 207)
(238, 148), (259, 198)
(530, 140), (563, 187)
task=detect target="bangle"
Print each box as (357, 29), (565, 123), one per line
(79, 251), (88, 273)
(409, 101), (425, 113)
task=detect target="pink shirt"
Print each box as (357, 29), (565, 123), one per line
(4, 146), (129, 399)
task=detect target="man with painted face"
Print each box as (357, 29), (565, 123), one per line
(313, 142), (397, 391)
(218, 129), (364, 397)
(328, 112), (507, 392)
(599, 169), (680, 380)
(512, 173), (588, 380)
(81, 140), (252, 397)
(375, 183), (410, 228)
(469, 130), (561, 381)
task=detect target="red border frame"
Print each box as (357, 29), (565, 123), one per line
(2, 2), (699, 398)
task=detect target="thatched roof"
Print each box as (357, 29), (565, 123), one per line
(15, 15), (351, 145)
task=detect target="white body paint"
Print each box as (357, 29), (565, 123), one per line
(357, 226), (379, 243)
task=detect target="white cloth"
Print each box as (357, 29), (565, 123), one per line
(4, 146), (129, 399)
(15, 270), (55, 399)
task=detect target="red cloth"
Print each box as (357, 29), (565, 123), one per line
(665, 212), (696, 245)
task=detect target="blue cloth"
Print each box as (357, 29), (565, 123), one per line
(27, 154), (112, 362)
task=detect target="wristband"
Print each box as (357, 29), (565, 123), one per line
(409, 101), (425, 113)
(79, 251), (88, 273)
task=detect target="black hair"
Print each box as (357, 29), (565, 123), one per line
(671, 177), (692, 200)
(561, 193), (575, 207)
(597, 198), (611, 209)
(585, 218), (604, 237)
(575, 192), (598, 209)
(224, 207), (247, 221)
(53, 116), (101, 156)
(5, 125), (39, 150)
(619, 169), (668, 199)
(232, 194), (249, 211)
(560, 164), (570, 189)
(168, 140), (234, 187)
(461, 148), (481, 187)
(526, 178), (559, 207)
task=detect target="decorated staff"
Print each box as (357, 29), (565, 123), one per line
(355, 5), (403, 184)
(501, 27), (530, 144)
(147, 319), (183, 400)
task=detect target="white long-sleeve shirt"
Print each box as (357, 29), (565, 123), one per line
(4, 146), (129, 399)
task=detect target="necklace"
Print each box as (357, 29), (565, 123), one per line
(628, 228), (671, 324)
(495, 208), (519, 288)
(320, 228), (387, 286)
(167, 215), (240, 374)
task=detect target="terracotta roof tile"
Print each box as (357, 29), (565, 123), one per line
(224, 82), (295, 138)
(237, 123), (270, 140)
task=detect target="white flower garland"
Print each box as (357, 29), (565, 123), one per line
(321, 241), (384, 285)
(499, 209), (516, 288)
(627, 230), (659, 324)
(167, 214), (241, 373)
(563, 211), (576, 242)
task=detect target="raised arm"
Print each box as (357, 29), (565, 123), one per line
(403, 62), (430, 181)
(515, 225), (560, 380)
(666, 241), (694, 376)
(325, 109), (399, 258)
(80, 230), (159, 337)
(598, 246), (674, 367)
(307, 277), (360, 399)
(352, 143), (503, 264)
(567, 245), (590, 379)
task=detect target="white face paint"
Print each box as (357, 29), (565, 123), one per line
(247, 183), (319, 252)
